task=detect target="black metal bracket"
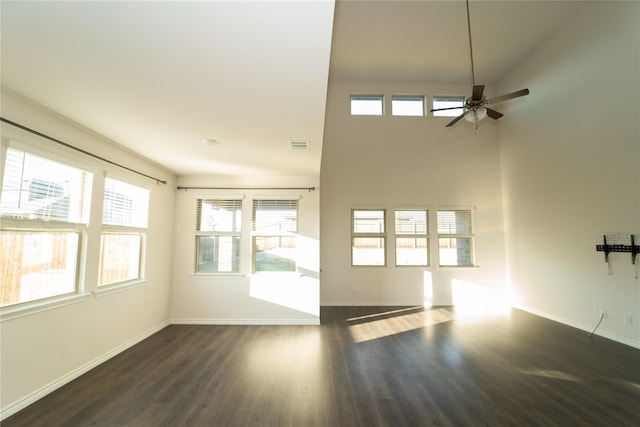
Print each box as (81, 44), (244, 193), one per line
(596, 234), (639, 265)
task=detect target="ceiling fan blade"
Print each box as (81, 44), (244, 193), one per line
(471, 85), (485, 101)
(486, 108), (503, 120)
(446, 113), (466, 127)
(430, 106), (466, 112)
(486, 88), (530, 105)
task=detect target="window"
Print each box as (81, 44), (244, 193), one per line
(351, 95), (384, 116)
(395, 210), (429, 266)
(196, 199), (242, 273)
(437, 210), (474, 266)
(352, 209), (386, 266)
(392, 96), (425, 116)
(0, 148), (92, 306)
(252, 200), (298, 272)
(98, 177), (149, 286)
(432, 96), (465, 117)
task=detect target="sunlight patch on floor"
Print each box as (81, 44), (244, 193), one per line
(348, 307), (455, 343)
(518, 368), (583, 383)
(452, 279), (511, 318)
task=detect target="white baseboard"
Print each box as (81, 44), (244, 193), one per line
(170, 318), (320, 326)
(321, 300), (424, 307)
(514, 304), (640, 350)
(1, 321), (170, 421)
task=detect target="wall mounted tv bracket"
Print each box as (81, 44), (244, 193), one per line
(596, 234), (639, 278)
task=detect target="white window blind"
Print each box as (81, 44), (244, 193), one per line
(0, 148), (92, 223)
(102, 177), (149, 228)
(437, 210), (472, 235)
(197, 199), (242, 232)
(252, 200), (298, 234)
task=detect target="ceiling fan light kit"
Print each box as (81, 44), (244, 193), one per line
(430, 0), (530, 129)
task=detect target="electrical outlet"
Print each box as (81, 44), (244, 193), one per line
(624, 316), (633, 326)
(600, 309), (607, 318)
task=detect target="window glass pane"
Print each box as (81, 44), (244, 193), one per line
(392, 97), (424, 116)
(0, 148), (92, 223)
(352, 237), (385, 266)
(395, 210), (427, 235)
(396, 237), (428, 266)
(254, 236), (296, 272)
(197, 235), (241, 273)
(353, 210), (385, 233)
(439, 237), (473, 266)
(253, 200), (297, 233)
(437, 210), (472, 234)
(197, 200), (242, 232)
(1, 231), (78, 306)
(103, 178), (149, 228)
(252, 200), (298, 272)
(432, 97), (465, 117)
(351, 96), (383, 116)
(98, 234), (142, 286)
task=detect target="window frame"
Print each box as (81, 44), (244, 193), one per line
(351, 208), (387, 267)
(0, 145), (93, 309)
(251, 199), (299, 273)
(194, 198), (243, 275)
(97, 176), (150, 289)
(394, 209), (429, 267)
(432, 96), (466, 117)
(436, 209), (475, 267)
(350, 95), (384, 116)
(391, 96), (425, 117)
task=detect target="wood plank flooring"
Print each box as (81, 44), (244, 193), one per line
(4, 306), (640, 426)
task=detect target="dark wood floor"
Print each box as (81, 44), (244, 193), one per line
(4, 306), (640, 427)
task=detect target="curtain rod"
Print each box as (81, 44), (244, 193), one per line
(177, 186), (316, 192)
(1, 117), (168, 185)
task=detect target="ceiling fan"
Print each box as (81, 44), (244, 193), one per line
(431, 0), (529, 128)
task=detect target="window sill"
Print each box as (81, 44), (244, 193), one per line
(94, 280), (147, 297)
(1, 293), (91, 322)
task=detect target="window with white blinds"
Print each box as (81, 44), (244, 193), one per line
(98, 178), (149, 286)
(102, 177), (149, 228)
(252, 200), (298, 272)
(437, 210), (474, 266)
(395, 209), (429, 266)
(196, 199), (242, 273)
(352, 209), (386, 266)
(0, 148), (92, 223)
(0, 148), (93, 307)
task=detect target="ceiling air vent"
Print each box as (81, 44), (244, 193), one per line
(289, 140), (309, 150)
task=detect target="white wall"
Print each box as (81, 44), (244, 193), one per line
(170, 175), (320, 324)
(320, 81), (508, 307)
(0, 91), (176, 418)
(497, 2), (640, 347)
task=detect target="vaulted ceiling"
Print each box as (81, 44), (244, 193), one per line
(1, 1), (584, 177)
